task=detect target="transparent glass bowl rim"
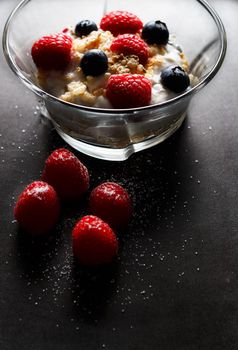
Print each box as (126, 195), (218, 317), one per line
(2, 0), (227, 115)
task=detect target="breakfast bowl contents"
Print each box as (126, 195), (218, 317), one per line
(32, 11), (191, 109)
(3, 0), (226, 160)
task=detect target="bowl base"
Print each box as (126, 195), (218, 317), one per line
(51, 113), (186, 161)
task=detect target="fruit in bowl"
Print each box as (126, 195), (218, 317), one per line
(3, 0), (226, 160)
(31, 10), (191, 109)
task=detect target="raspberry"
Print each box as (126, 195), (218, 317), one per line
(111, 34), (149, 65)
(106, 74), (151, 108)
(14, 181), (60, 235)
(31, 33), (72, 70)
(89, 182), (132, 228)
(72, 215), (118, 265)
(100, 11), (143, 36)
(42, 148), (89, 201)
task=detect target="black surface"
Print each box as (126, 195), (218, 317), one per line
(1, 1), (238, 349)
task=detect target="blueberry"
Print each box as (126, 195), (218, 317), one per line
(142, 20), (169, 45)
(160, 65), (190, 93)
(80, 49), (108, 76)
(75, 20), (98, 37)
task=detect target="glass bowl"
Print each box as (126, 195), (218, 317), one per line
(3, 0), (226, 161)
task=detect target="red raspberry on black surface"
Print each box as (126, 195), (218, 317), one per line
(89, 182), (132, 229)
(14, 181), (60, 235)
(42, 148), (89, 201)
(72, 215), (118, 266)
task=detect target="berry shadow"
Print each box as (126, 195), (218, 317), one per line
(15, 225), (64, 281)
(70, 259), (119, 324)
(83, 119), (192, 230)
(60, 193), (89, 221)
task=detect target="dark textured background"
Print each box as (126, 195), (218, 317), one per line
(1, 1), (238, 349)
